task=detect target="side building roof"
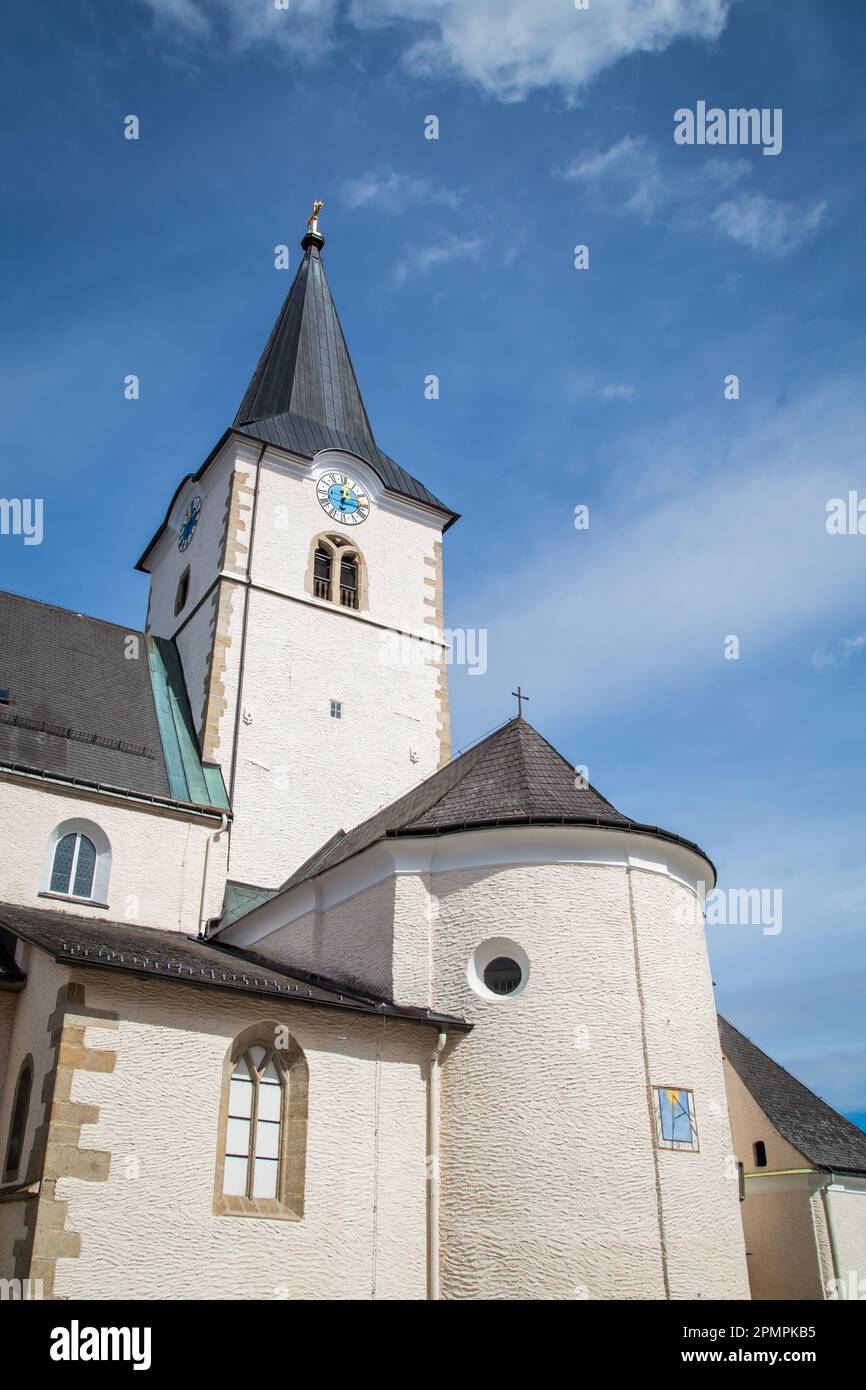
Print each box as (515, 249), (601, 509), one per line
(719, 1015), (866, 1175)
(0, 590), (228, 813)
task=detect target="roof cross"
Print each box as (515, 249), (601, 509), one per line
(512, 685), (530, 717)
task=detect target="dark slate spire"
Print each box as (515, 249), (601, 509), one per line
(234, 229), (374, 445)
(232, 209), (456, 522)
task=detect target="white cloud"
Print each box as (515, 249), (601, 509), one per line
(449, 379), (866, 729)
(562, 134), (825, 256)
(712, 194), (827, 255)
(393, 233), (483, 285)
(342, 168), (460, 213)
(139, 0), (736, 99)
(598, 382), (635, 401)
(811, 630), (866, 671)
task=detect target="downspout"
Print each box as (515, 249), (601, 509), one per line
(198, 813), (228, 937)
(819, 1173), (843, 1292)
(428, 1027), (447, 1300)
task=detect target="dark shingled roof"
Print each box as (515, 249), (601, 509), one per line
(281, 717), (715, 891)
(0, 591), (171, 797)
(233, 240), (456, 524)
(0, 591), (227, 811)
(0, 902), (469, 1031)
(719, 1015), (866, 1175)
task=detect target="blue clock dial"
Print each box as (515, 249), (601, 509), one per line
(178, 495), (202, 551)
(316, 472), (370, 525)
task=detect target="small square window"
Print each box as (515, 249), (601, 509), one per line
(653, 1086), (699, 1152)
(330, 700), (342, 720)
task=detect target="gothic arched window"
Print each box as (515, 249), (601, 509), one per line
(42, 820), (111, 905)
(214, 1024), (308, 1219)
(308, 534), (367, 612)
(3, 1056), (33, 1181)
(313, 544), (333, 600)
(339, 553), (359, 610)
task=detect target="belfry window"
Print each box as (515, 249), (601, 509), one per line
(314, 546), (333, 600)
(309, 534), (365, 612)
(339, 554), (359, 610)
(3, 1057), (33, 1181)
(174, 565), (190, 616)
(50, 832), (97, 898)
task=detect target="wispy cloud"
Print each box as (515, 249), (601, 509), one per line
(449, 379), (866, 728)
(393, 233), (483, 285)
(138, 0), (737, 100)
(597, 382), (635, 402)
(561, 134), (826, 255)
(811, 630), (866, 671)
(342, 167), (460, 213)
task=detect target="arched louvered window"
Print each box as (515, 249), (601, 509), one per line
(4, 1057), (33, 1181)
(314, 545), (333, 600)
(50, 833), (97, 898)
(339, 553), (359, 610)
(215, 1025), (308, 1219)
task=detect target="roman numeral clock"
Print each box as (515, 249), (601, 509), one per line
(316, 472), (370, 525)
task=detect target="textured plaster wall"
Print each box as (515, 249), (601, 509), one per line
(629, 868), (750, 1298)
(430, 860), (748, 1300)
(145, 442), (449, 891)
(826, 1188), (866, 1289)
(252, 879), (397, 999)
(223, 451), (447, 887)
(0, 776), (227, 934)
(51, 970), (431, 1300)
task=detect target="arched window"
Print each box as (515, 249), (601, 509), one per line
(313, 544), (333, 600)
(308, 533), (367, 612)
(339, 553), (359, 610)
(214, 1024), (308, 1219)
(174, 565), (190, 616)
(4, 1057), (33, 1181)
(41, 819), (111, 905)
(51, 832), (97, 897)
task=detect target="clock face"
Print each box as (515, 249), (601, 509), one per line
(178, 495), (202, 552)
(316, 473), (370, 526)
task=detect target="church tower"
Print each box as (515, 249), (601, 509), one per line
(137, 210), (456, 892)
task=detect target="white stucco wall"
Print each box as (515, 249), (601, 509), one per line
(0, 773), (227, 934)
(144, 437), (450, 891)
(223, 824), (748, 1300)
(826, 1184), (866, 1293)
(49, 969), (432, 1301)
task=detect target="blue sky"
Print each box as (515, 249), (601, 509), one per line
(1, 1), (865, 1122)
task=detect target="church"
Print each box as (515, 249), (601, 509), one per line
(1, 208), (864, 1301)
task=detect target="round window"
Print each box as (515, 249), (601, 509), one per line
(468, 937), (529, 1000)
(483, 957), (522, 995)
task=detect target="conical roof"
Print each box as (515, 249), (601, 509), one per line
(283, 717), (714, 888)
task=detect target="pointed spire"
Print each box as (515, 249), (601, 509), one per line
(233, 201), (374, 446)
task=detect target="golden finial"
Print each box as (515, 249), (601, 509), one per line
(307, 200), (324, 234)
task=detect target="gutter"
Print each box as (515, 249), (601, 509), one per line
(0, 760), (233, 824)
